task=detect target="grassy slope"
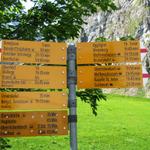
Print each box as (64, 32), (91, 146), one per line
(7, 94), (150, 150)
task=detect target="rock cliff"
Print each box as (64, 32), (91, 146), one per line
(81, 0), (150, 97)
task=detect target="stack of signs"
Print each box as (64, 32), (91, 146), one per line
(77, 41), (143, 88)
(0, 40), (68, 137)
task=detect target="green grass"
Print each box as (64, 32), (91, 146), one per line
(6, 94), (150, 150)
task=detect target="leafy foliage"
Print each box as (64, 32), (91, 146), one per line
(120, 35), (135, 41)
(95, 36), (107, 42)
(0, 0), (117, 41)
(77, 89), (106, 115)
(0, 0), (25, 39)
(0, 138), (11, 150)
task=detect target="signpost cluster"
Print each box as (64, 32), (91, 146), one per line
(0, 40), (68, 137)
(0, 39), (144, 150)
(77, 41), (143, 89)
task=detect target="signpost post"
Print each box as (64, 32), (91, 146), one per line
(67, 44), (77, 150)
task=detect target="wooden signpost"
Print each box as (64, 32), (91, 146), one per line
(0, 39), (145, 150)
(0, 40), (68, 139)
(0, 92), (67, 110)
(0, 64), (66, 89)
(0, 40), (67, 64)
(77, 40), (143, 89)
(0, 111), (68, 137)
(77, 41), (141, 64)
(78, 65), (143, 88)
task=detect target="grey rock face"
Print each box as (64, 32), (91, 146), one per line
(81, 0), (150, 97)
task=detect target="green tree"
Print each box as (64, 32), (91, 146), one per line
(0, 138), (11, 150)
(0, 0), (117, 41)
(0, 1), (24, 149)
(0, 0), (24, 39)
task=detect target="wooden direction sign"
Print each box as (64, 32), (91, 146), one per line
(0, 65), (66, 89)
(0, 40), (67, 64)
(78, 65), (143, 88)
(0, 92), (67, 110)
(77, 41), (141, 64)
(0, 111), (68, 137)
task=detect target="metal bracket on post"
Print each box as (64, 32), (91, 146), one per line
(67, 44), (77, 150)
(68, 115), (77, 123)
(68, 99), (76, 108)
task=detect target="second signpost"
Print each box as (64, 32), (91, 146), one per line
(0, 40), (68, 138)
